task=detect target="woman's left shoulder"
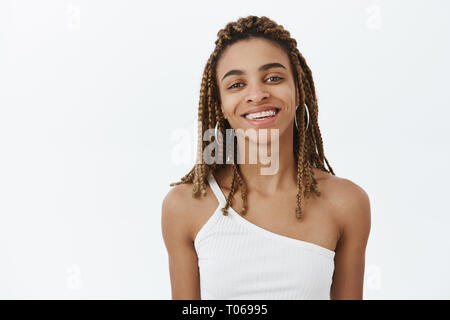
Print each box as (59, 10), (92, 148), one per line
(315, 169), (370, 206)
(314, 169), (371, 233)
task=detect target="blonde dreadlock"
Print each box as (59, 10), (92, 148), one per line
(170, 15), (334, 219)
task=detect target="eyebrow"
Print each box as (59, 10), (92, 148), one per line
(221, 62), (287, 82)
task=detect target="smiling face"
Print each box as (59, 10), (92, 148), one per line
(215, 37), (298, 144)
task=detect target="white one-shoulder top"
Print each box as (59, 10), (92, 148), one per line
(194, 171), (336, 300)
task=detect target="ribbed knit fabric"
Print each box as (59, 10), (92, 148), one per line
(194, 171), (336, 300)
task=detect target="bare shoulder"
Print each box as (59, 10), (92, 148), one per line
(162, 182), (196, 214)
(161, 183), (198, 243)
(161, 181), (218, 243)
(313, 168), (371, 241)
(316, 169), (370, 212)
(161, 182), (210, 299)
(317, 171), (371, 299)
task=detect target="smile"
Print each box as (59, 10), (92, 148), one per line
(242, 108), (280, 126)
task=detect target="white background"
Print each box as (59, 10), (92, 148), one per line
(0, 0), (449, 299)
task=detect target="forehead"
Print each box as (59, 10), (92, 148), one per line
(216, 38), (291, 79)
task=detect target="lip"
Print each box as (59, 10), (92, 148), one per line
(242, 108), (280, 127)
(240, 105), (280, 117)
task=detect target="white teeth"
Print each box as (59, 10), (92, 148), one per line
(245, 109), (277, 120)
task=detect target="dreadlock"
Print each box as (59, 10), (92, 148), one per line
(170, 15), (334, 219)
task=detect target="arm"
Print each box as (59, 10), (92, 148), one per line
(330, 180), (371, 300)
(161, 185), (201, 299)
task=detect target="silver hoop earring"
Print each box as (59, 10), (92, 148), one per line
(294, 104), (310, 131)
(214, 121), (220, 142)
(214, 121), (233, 163)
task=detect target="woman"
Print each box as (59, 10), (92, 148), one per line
(161, 15), (371, 300)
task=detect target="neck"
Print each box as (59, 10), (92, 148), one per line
(234, 126), (298, 196)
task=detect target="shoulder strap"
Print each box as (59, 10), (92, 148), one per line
(207, 171), (227, 206)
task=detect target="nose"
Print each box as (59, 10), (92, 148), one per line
(245, 83), (269, 103)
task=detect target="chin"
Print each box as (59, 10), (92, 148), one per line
(235, 127), (281, 146)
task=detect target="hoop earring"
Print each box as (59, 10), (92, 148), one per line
(214, 121), (220, 143)
(294, 104), (310, 131)
(214, 121), (233, 164)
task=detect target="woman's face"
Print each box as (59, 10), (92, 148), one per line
(215, 38), (297, 144)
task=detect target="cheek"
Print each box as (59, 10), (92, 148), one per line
(220, 95), (240, 116)
(280, 83), (296, 102)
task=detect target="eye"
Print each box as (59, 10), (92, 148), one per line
(266, 76), (283, 82)
(227, 76), (283, 90)
(228, 82), (244, 89)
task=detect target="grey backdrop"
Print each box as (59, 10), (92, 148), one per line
(0, 0), (449, 299)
